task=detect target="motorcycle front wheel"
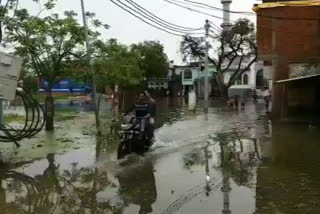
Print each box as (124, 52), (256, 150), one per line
(117, 140), (132, 159)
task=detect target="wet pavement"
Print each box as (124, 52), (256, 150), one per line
(1, 97), (320, 214)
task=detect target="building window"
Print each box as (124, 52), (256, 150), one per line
(243, 74), (249, 85)
(256, 69), (264, 89)
(184, 70), (192, 80)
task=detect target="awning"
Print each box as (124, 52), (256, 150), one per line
(276, 74), (320, 84)
(253, 0), (320, 12)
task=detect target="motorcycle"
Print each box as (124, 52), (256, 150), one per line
(118, 113), (154, 159)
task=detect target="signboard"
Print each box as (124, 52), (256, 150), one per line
(39, 78), (91, 93)
(0, 52), (23, 101)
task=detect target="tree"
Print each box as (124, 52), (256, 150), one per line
(6, 9), (106, 131)
(0, 0), (56, 45)
(95, 39), (144, 91)
(131, 41), (169, 78)
(181, 19), (257, 96)
(20, 68), (39, 93)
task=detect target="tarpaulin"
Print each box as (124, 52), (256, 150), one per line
(253, 0), (320, 12)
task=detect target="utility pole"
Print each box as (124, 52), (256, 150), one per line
(80, 0), (100, 129)
(204, 19), (210, 113)
(0, 101), (3, 125)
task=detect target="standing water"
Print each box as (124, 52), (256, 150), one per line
(0, 97), (319, 214)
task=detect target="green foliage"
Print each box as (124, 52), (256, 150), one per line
(34, 94), (72, 103)
(131, 41), (169, 78)
(4, 6), (108, 130)
(4, 114), (25, 124)
(95, 39), (144, 90)
(5, 7), (108, 91)
(0, 0), (59, 45)
(93, 40), (169, 91)
(5, 10), (89, 91)
(20, 71), (39, 93)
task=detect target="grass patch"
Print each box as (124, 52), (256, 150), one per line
(3, 114), (25, 124)
(33, 94), (73, 103)
(56, 107), (79, 114)
(56, 115), (78, 121)
(55, 107), (79, 121)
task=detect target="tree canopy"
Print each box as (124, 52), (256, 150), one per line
(131, 41), (169, 78)
(95, 39), (143, 90)
(94, 39), (169, 91)
(6, 9), (107, 91)
(5, 7), (108, 130)
(0, 0), (57, 44)
(181, 19), (257, 96)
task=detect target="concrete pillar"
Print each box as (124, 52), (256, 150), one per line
(221, 0), (233, 30)
(272, 55), (289, 120)
(188, 90), (196, 110)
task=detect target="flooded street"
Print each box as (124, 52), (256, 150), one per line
(0, 98), (320, 214)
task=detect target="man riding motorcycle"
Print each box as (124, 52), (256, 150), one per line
(126, 91), (156, 141)
(118, 91), (156, 158)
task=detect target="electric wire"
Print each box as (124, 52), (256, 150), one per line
(181, 0), (254, 15)
(169, 0), (320, 21)
(124, 0), (204, 31)
(163, 0), (234, 22)
(109, 0), (204, 35)
(163, 0), (320, 38)
(109, 0), (189, 36)
(111, 0), (310, 39)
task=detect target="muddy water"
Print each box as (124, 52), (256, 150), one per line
(0, 98), (320, 214)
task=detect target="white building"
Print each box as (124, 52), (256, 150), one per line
(173, 62), (216, 98)
(222, 55), (264, 90)
(220, 0), (264, 91)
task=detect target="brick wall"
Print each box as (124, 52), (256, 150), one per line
(257, 6), (320, 64)
(256, 5), (320, 119)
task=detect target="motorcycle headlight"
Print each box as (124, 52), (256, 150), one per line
(121, 124), (130, 129)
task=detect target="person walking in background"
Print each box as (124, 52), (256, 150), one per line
(112, 86), (120, 120)
(263, 86), (271, 113)
(234, 95), (240, 110)
(145, 91), (156, 141)
(240, 97), (246, 110)
(227, 96), (235, 109)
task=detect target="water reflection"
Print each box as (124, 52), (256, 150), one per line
(117, 160), (157, 214)
(172, 132), (262, 214)
(0, 157), (118, 213)
(0, 153), (158, 214)
(3, 98), (320, 214)
(256, 123), (320, 214)
(0, 168), (39, 214)
(155, 97), (185, 128)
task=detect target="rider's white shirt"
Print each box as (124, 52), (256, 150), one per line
(263, 90), (271, 97)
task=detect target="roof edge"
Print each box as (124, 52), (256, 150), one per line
(253, 0), (320, 12)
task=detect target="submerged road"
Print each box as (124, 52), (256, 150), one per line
(1, 98), (320, 214)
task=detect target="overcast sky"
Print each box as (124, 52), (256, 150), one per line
(21, 0), (261, 64)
